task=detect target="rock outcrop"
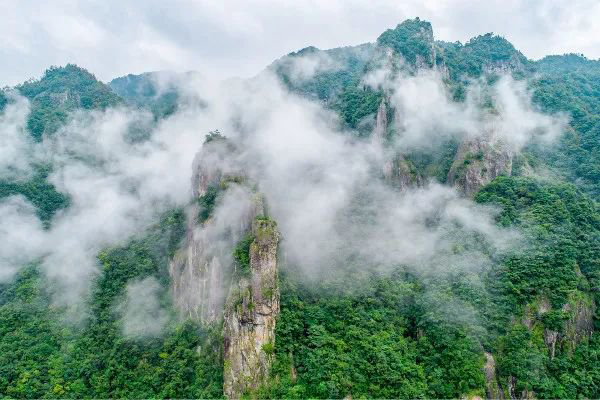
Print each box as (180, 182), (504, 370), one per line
(561, 292), (595, 352)
(383, 154), (422, 189)
(373, 97), (422, 190)
(169, 134), (282, 399)
(526, 290), (595, 359)
(484, 352), (504, 400)
(373, 98), (388, 144)
(223, 219), (280, 399)
(448, 132), (513, 196)
(169, 136), (262, 323)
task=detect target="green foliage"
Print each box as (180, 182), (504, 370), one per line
(0, 165), (69, 226)
(530, 60), (600, 196)
(17, 64), (121, 140)
(439, 33), (531, 80)
(0, 209), (223, 398)
(0, 89), (7, 111)
(496, 324), (547, 394)
(233, 234), (254, 276)
(333, 86), (382, 130)
(536, 54), (600, 75)
(3, 19), (600, 400)
(377, 18), (434, 65)
(476, 177), (599, 306)
(475, 176), (600, 398)
(541, 310), (568, 332)
(258, 272), (486, 399)
(0, 266), (63, 398)
(197, 185), (220, 224)
(404, 138), (460, 183)
(273, 44), (374, 102)
(109, 72), (180, 118)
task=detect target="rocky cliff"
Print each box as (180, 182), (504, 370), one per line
(169, 136), (263, 323)
(373, 97), (422, 190)
(223, 219), (280, 399)
(484, 352), (504, 400)
(448, 131), (513, 196)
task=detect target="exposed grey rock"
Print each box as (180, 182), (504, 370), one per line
(373, 98), (387, 144)
(562, 292), (595, 351)
(383, 154), (422, 189)
(484, 352), (504, 400)
(223, 219), (280, 399)
(169, 137), (263, 323)
(448, 131), (513, 196)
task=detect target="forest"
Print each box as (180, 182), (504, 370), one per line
(0, 18), (599, 399)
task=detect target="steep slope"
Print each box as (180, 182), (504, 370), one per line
(0, 65), (122, 225)
(447, 132), (513, 196)
(1, 17), (600, 400)
(109, 71), (190, 118)
(224, 219), (280, 398)
(169, 133), (261, 322)
(17, 64), (121, 140)
(531, 54), (600, 197)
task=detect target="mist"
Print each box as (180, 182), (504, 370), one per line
(0, 58), (565, 323)
(119, 276), (171, 338)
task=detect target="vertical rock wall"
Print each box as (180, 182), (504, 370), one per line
(447, 131), (513, 196)
(169, 137), (262, 323)
(223, 219), (280, 399)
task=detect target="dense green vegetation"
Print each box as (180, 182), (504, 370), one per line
(475, 177), (600, 398)
(333, 86), (382, 130)
(250, 176), (600, 399)
(0, 166), (69, 226)
(439, 33), (532, 80)
(530, 58), (600, 197)
(0, 65), (120, 230)
(377, 18), (434, 66)
(197, 185), (221, 224)
(17, 64), (121, 140)
(1, 17), (600, 400)
(232, 234), (253, 277)
(109, 72), (180, 118)
(0, 210), (224, 398)
(257, 272), (486, 399)
(0, 90), (7, 111)
(272, 44), (374, 104)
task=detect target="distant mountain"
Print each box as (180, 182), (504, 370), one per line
(16, 64), (121, 140)
(109, 70), (205, 118)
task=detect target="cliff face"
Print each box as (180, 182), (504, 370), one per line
(373, 98), (388, 144)
(169, 137), (262, 323)
(374, 97), (422, 190)
(539, 291), (596, 357)
(383, 154), (422, 189)
(484, 352), (504, 400)
(223, 219), (280, 399)
(170, 135), (282, 399)
(447, 132), (513, 196)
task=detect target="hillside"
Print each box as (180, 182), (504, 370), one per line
(0, 18), (599, 400)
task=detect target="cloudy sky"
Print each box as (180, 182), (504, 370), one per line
(1, 0), (599, 86)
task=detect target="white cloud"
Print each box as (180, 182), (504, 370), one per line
(1, 0), (600, 86)
(119, 277), (170, 338)
(0, 91), (34, 179)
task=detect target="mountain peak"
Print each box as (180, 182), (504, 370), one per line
(376, 18), (435, 65)
(16, 64), (121, 139)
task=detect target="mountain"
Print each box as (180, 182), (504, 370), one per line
(109, 71), (180, 118)
(0, 18), (599, 400)
(16, 64), (122, 140)
(0, 65), (120, 225)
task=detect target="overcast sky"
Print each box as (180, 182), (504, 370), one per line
(1, 0), (600, 86)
